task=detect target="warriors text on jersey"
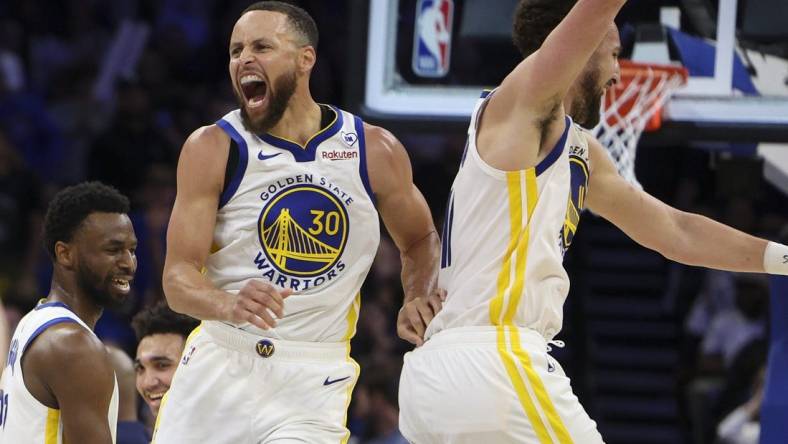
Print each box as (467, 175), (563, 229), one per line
(427, 91), (591, 341)
(0, 301), (119, 444)
(207, 106), (380, 342)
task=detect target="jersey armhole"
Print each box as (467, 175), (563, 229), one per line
(22, 317), (79, 356)
(353, 115), (376, 205)
(216, 120), (249, 209)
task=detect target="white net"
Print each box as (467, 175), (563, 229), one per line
(593, 63), (687, 188)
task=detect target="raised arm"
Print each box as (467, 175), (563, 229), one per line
(585, 135), (783, 273)
(478, 0), (626, 170)
(499, 0), (626, 114)
(163, 126), (290, 330)
(365, 124), (442, 346)
(24, 324), (117, 443)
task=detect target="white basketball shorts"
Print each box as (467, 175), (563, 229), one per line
(399, 326), (604, 444)
(153, 321), (358, 443)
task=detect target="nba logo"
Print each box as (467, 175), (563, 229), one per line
(412, 0), (454, 78)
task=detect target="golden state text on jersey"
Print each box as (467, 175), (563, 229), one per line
(204, 106), (380, 341)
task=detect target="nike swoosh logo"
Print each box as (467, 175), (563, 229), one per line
(258, 151), (282, 161)
(323, 376), (350, 386)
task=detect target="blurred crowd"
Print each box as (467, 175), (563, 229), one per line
(642, 147), (787, 444)
(1, 1), (787, 443)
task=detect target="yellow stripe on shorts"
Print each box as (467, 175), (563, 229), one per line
(490, 171), (551, 443)
(491, 169), (573, 444)
(510, 327), (573, 443)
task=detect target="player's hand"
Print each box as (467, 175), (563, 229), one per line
(397, 288), (447, 346)
(227, 281), (293, 330)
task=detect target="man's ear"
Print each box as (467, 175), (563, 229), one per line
(54, 241), (75, 269)
(299, 46), (316, 73)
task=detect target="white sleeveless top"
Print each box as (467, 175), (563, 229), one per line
(427, 91), (591, 341)
(0, 301), (119, 443)
(206, 106), (380, 342)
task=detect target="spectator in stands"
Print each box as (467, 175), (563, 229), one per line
(87, 80), (175, 203)
(716, 364), (765, 444)
(699, 274), (769, 373)
(0, 130), (45, 303)
(351, 366), (408, 444)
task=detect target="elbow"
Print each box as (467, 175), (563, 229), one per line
(161, 268), (188, 314)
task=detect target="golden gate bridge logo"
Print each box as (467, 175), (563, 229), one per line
(258, 185), (348, 277)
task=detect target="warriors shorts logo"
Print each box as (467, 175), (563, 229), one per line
(258, 185), (349, 277)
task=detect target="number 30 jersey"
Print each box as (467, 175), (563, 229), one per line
(205, 106), (380, 342)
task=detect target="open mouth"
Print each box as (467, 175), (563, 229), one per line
(112, 278), (131, 293)
(240, 74), (267, 108)
(146, 392), (165, 403)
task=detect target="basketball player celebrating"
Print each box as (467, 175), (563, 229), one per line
(1, 182), (137, 443)
(398, 0), (788, 442)
(154, 2), (440, 442)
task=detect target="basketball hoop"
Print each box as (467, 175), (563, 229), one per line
(594, 60), (688, 188)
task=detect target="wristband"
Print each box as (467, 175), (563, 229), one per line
(763, 241), (788, 275)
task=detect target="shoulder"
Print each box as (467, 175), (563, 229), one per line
(182, 124), (231, 158)
(25, 323), (114, 389)
(177, 124), (233, 192)
(363, 123), (401, 158)
(580, 130), (612, 176)
(26, 322), (108, 366)
(361, 123), (412, 194)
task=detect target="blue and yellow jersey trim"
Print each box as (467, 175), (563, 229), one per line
(489, 170), (574, 444)
(258, 104), (343, 163)
(340, 293), (361, 444)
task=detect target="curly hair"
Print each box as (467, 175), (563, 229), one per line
(242, 1), (319, 49)
(132, 301), (200, 341)
(512, 0), (577, 58)
(43, 181), (130, 258)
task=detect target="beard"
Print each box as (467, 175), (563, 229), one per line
(238, 70), (297, 134)
(76, 262), (125, 310)
(570, 68), (605, 129)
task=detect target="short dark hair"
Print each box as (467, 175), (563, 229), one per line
(242, 1), (319, 49)
(43, 181), (130, 258)
(512, 0), (577, 58)
(132, 301), (200, 341)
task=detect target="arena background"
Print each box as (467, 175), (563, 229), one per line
(0, 1), (786, 443)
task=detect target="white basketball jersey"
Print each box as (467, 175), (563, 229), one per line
(0, 301), (119, 443)
(206, 106), (380, 342)
(427, 91), (590, 341)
